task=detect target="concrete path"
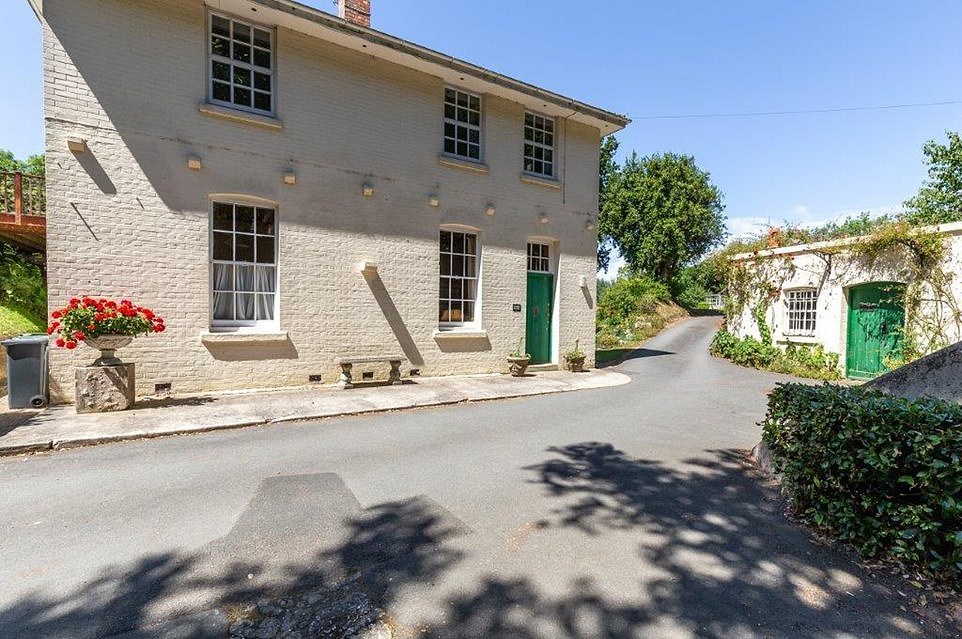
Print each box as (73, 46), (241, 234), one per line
(0, 317), (954, 638)
(0, 368), (629, 455)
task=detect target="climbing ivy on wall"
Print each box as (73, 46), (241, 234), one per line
(720, 220), (960, 367)
(851, 222), (960, 363)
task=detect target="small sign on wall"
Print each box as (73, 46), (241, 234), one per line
(512, 304), (522, 312)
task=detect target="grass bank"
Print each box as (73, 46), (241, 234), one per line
(0, 302), (45, 397)
(596, 300), (691, 365)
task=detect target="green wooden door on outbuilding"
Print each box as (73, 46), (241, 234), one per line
(845, 282), (905, 379)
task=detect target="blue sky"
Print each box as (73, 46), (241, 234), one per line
(5, 0), (962, 244)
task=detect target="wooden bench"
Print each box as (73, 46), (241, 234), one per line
(337, 355), (404, 388)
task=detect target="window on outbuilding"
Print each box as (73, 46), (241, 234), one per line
(785, 289), (817, 336)
(523, 112), (555, 177)
(443, 88), (482, 161)
(209, 13), (274, 115)
(439, 229), (479, 327)
(211, 201), (278, 327)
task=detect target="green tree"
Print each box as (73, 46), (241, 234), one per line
(0, 149), (45, 176)
(601, 152), (726, 282)
(597, 136), (620, 271)
(904, 131), (962, 226)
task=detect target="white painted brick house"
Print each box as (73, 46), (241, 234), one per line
(29, 0), (629, 401)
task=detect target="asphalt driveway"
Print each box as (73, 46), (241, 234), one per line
(0, 317), (949, 638)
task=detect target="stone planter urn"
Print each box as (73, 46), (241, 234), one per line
(563, 339), (587, 373)
(507, 355), (530, 377)
(50, 297), (164, 414)
(85, 334), (134, 366)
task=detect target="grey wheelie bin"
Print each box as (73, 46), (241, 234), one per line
(2, 334), (49, 409)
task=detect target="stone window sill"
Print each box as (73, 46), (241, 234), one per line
(778, 334), (818, 344)
(433, 329), (488, 340)
(201, 331), (289, 344)
(520, 173), (561, 190)
(438, 154), (490, 175)
(198, 102), (284, 131)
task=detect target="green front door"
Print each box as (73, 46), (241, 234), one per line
(846, 282), (905, 379)
(526, 273), (553, 364)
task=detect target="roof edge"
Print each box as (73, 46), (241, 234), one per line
(730, 219), (962, 261)
(26, 0), (43, 20)
(249, 0), (630, 131)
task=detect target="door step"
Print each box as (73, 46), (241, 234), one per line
(526, 363), (560, 373)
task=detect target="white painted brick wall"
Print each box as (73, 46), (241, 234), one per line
(42, 0), (601, 401)
(729, 233), (962, 368)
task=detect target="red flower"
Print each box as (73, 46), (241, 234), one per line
(143, 309), (155, 320)
(106, 301), (117, 310)
(65, 341), (77, 350)
(52, 310), (62, 319)
(74, 331), (86, 341)
(87, 323), (96, 331)
(47, 326), (55, 335)
(154, 324), (166, 333)
(55, 338), (66, 347)
(69, 298), (80, 308)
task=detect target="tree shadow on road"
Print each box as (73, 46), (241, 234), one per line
(0, 447), (953, 638)
(0, 496), (465, 638)
(418, 445), (951, 637)
(470, 442), (937, 639)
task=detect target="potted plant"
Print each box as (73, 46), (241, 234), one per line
(507, 337), (530, 377)
(564, 339), (587, 372)
(49, 296), (165, 365)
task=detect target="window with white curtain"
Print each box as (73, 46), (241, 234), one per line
(211, 201), (278, 327)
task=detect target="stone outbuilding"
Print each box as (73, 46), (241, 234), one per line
(727, 221), (962, 380)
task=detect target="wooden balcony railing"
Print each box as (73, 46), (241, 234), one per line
(0, 171), (46, 251)
(1, 172), (45, 220)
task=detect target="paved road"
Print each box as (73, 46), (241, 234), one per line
(0, 317), (945, 638)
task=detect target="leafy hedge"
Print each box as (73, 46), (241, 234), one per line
(710, 330), (840, 380)
(762, 383), (962, 584)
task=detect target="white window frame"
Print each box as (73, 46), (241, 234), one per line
(442, 87), (482, 162)
(527, 242), (551, 273)
(523, 112), (556, 178)
(438, 227), (481, 330)
(209, 197), (280, 331)
(785, 289), (817, 337)
(208, 11), (276, 117)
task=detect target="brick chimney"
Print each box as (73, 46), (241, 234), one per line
(338, 0), (371, 28)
